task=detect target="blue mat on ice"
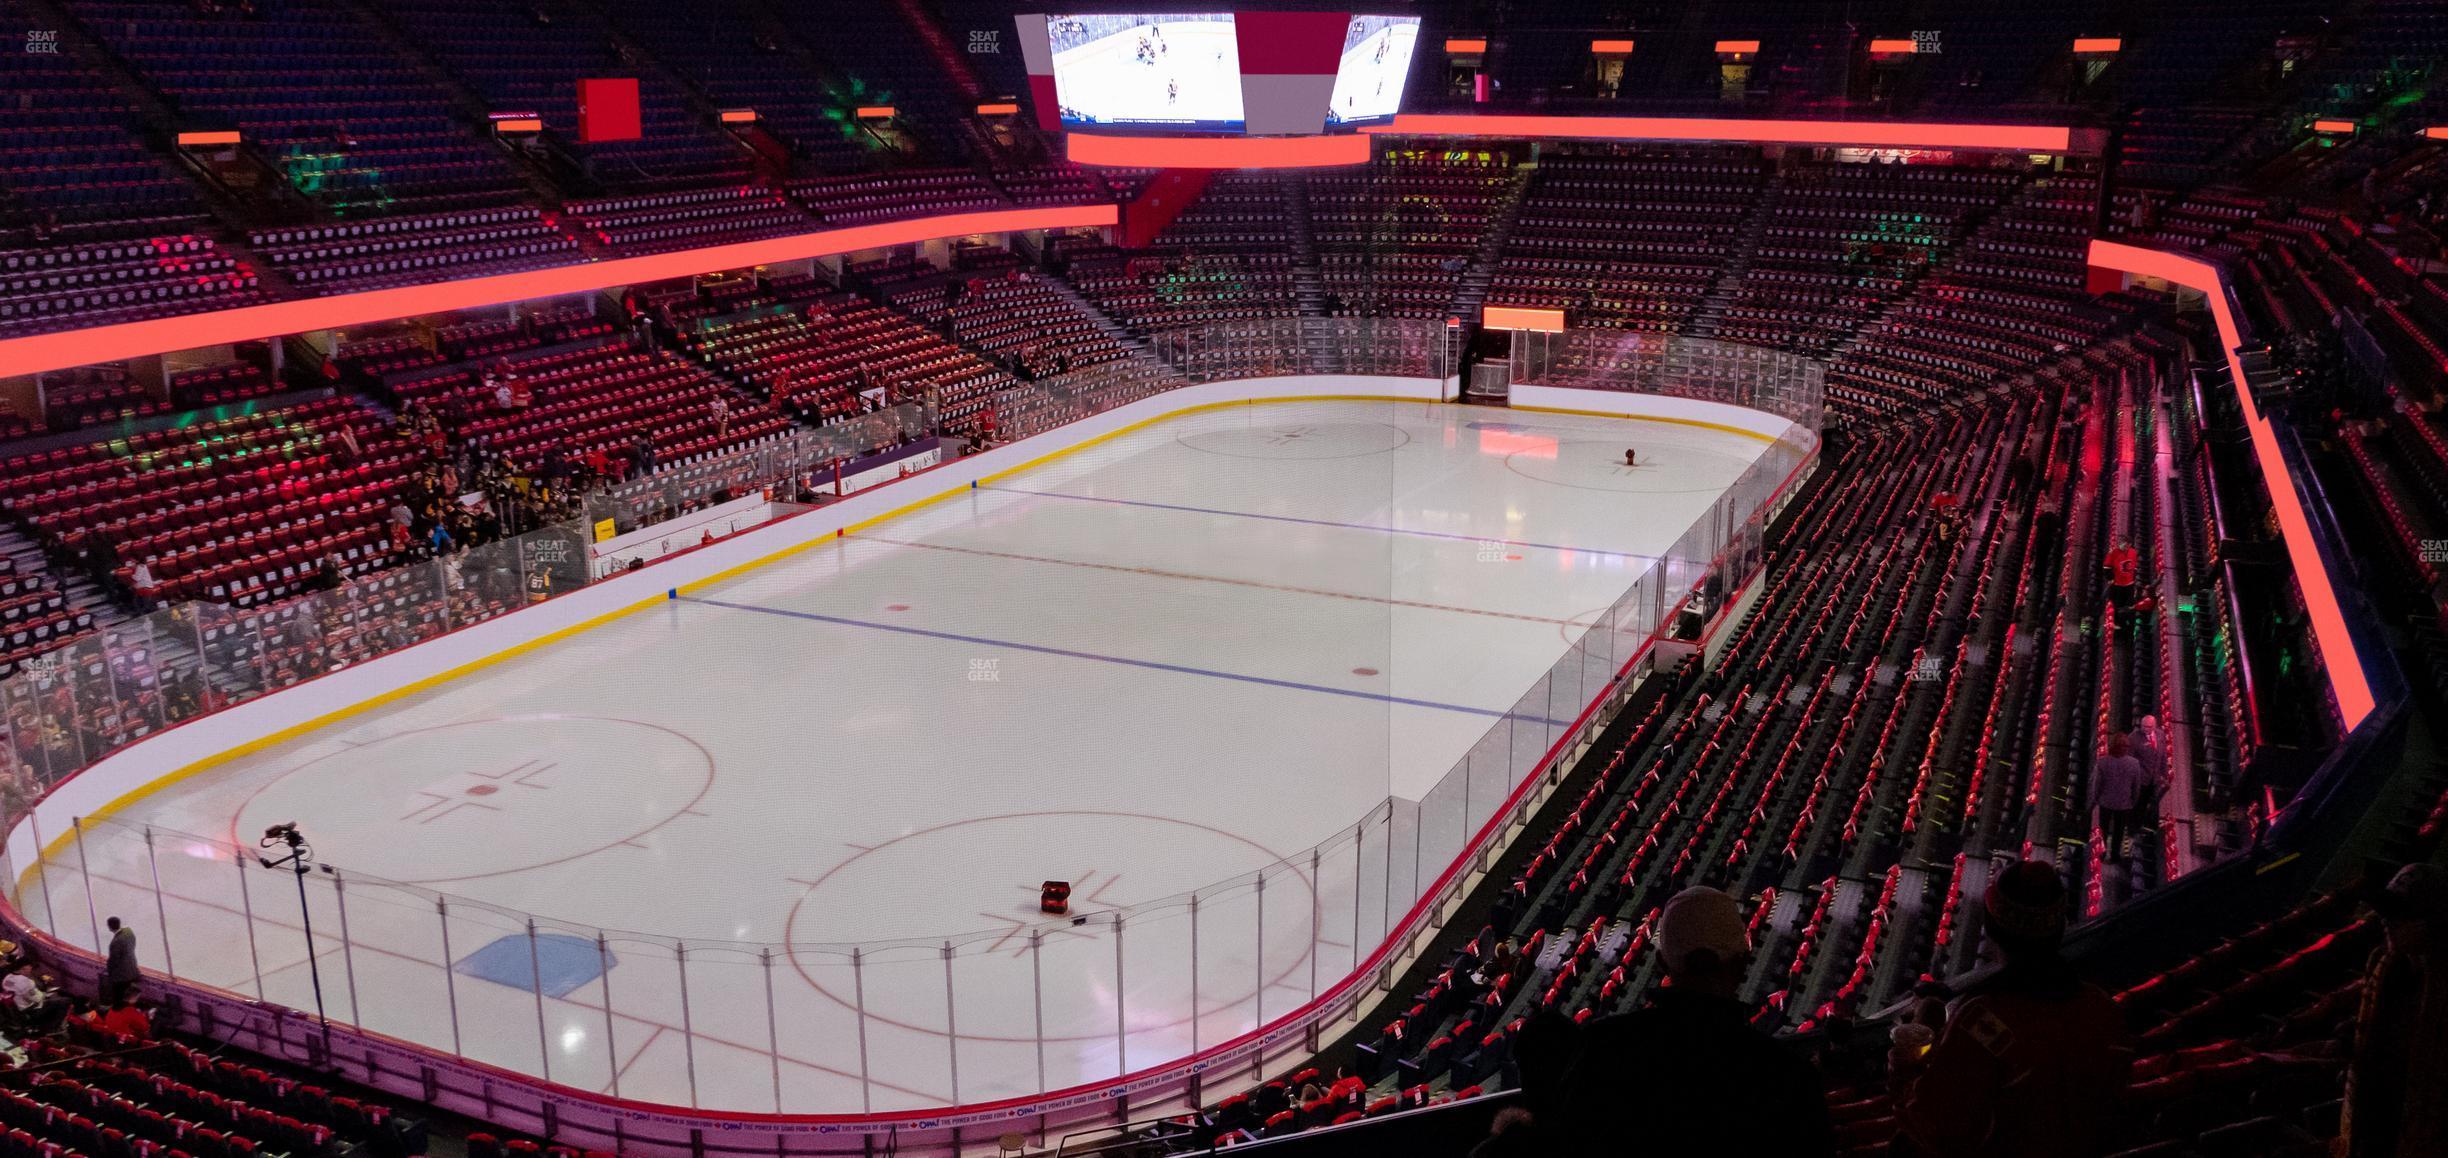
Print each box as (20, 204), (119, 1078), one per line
(453, 933), (612, 998)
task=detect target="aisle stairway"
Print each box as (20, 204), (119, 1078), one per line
(1443, 164), (1533, 324)
(1689, 174), (1783, 337)
(1284, 171), (1328, 315)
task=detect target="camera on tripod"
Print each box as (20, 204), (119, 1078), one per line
(257, 822), (308, 868)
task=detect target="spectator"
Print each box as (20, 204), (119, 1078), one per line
(2340, 863), (2447, 1158)
(1930, 491), (1961, 542)
(2130, 716), (2169, 820)
(1891, 860), (2130, 1158)
(96, 992), (151, 1041)
(2092, 734), (2148, 858)
(1491, 886), (1834, 1156)
(388, 500), (415, 554)
(101, 916), (138, 1006)
(1488, 935), (1520, 980)
(57, 996), (100, 1034)
(0, 966), (47, 1028)
(2103, 539), (2139, 615)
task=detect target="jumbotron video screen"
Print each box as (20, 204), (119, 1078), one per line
(1050, 13), (1246, 131)
(1326, 14), (1419, 125)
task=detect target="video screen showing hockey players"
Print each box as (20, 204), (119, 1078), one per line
(1049, 14), (1245, 130)
(1325, 15), (1420, 126)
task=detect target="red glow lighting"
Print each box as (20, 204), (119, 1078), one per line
(2084, 239), (2377, 730)
(1473, 428), (1558, 459)
(1067, 133), (1369, 169)
(1366, 113), (2076, 153)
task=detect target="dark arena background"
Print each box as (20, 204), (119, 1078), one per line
(0, 1), (2444, 1156)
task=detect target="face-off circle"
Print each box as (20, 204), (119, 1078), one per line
(231, 716), (715, 885)
(783, 811), (1323, 1043)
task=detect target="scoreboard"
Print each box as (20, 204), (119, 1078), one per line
(1015, 12), (1421, 136)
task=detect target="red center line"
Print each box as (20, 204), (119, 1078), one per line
(855, 536), (1586, 627)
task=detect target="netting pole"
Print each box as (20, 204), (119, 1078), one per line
(29, 811), (58, 938)
(597, 934), (621, 1099)
(1382, 808), (1394, 946)
(675, 942), (700, 1107)
(852, 947), (873, 1114)
(942, 941), (961, 1107)
(0, 812), (15, 914)
(761, 948), (783, 1113)
(436, 899), (463, 1056)
(1308, 848), (1321, 1002)
(1030, 929), (1047, 1096)
(1412, 799), (1424, 923)
(1350, 820), (1364, 992)
(526, 920), (552, 1083)
(1113, 913), (1128, 1077)
(333, 871), (361, 1026)
(1188, 893), (1200, 1054)
(234, 851), (263, 999)
(73, 817), (101, 954)
(1254, 872), (1267, 1032)
(141, 826), (175, 981)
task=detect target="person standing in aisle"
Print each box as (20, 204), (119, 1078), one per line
(2130, 716), (2170, 829)
(101, 917), (139, 1006)
(2091, 733), (2148, 860)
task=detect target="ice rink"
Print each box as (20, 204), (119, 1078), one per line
(27, 400), (1769, 1112)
